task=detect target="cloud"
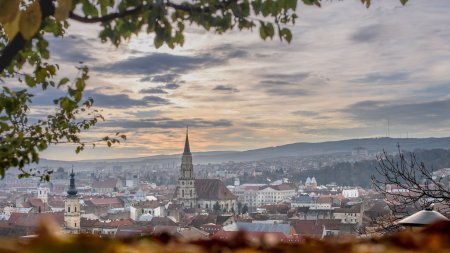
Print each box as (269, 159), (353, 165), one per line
(140, 87), (168, 94)
(29, 88), (170, 108)
(350, 24), (383, 43)
(352, 72), (409, 84)
(94, 53), (223, 75)
(142, 96), (171, 105)
(164, 83), (180, 90)
(256, 72), (315, 96)
(47, 35), (96, 63)
(292, 111), (320, 117)
(140, 73), (181, 83)
(344, 99), (450, 126)
(264, 88), (311, 97)
(102, 118), (232, 129)
(209, 44), (249, 58)
(86, 91), (171, 108)
(212, 85), (239, 93)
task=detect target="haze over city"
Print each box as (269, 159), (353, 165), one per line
(24, 0), (450, 160)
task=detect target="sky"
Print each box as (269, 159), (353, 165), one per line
(29, 0), (450, 160)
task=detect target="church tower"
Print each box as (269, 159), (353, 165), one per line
(64, 169), (80, 234)
(177, 127), (197, 208)
(37, 182), (49, 204)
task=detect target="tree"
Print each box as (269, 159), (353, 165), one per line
(213, 201), (221, 213)
(0, 0), (409, 180)
(372, 146), (450, 224)
(242, 203), (248, 214)
(237, 201), (243, 214)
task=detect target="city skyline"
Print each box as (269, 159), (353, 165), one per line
(23, 0), (450, 160)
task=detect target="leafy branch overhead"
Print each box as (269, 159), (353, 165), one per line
(0, 0), (408, 181)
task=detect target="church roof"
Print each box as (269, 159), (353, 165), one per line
(195, 179), (236, 200)
(183, 127), (191, 155)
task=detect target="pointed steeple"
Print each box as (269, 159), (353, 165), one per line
(183, 126), (191, 155)
(67, 167), (78, 197)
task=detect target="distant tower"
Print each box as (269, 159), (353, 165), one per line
(64, 169), (80, 234)
(176, 127), (197, 208)
(234, 177), (240, 187)
(37, 183), (49, 204)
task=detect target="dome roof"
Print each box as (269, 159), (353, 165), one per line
(138, 214), (153, 221)
(398, 210), (449, 226)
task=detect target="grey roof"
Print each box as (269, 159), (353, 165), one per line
(225, 222), (291, 235)
(398, 210), (449, 226)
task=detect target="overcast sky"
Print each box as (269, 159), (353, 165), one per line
(33, 0), (450, 160)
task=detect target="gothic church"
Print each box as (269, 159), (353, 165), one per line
(175, 129), (237, 212)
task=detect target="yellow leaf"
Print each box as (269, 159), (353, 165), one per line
(0, 0), (20, 24)
(19, 1), (42, 40)
(55, 0), (72, 21)
(3, 12), (21, 40)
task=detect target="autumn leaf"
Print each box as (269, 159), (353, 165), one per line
(0, 0), (20, 24)
(19, 1), (42, 40)
(55, 0), (72, 21)
(3, 12), (21, 40)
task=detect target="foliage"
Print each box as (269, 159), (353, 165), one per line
(242, 203), (248, 214)
(2, 220), (449, 253)
(0, 0), (409, 180)
(213, 201), (221, 212)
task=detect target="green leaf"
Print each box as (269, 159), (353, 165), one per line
(82, 0), (99, 17)
(281, 28), (292, 43)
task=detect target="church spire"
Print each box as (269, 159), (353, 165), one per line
(183, 126), (191, 155)
(67, 167), (78, 197)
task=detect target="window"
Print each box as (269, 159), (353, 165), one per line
(68, 206), (70, 212)
(75, 207), (77, 212)
(182, 190), (184, 197)
(74, 222), (77, 227)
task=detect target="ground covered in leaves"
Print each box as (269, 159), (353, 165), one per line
(0, 221), (449, 253)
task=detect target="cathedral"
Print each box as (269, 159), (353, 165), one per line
(175, 129), (237, 212)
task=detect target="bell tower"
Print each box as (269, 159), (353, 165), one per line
(64, 168), (80, 234)
(177, 127), (197, 208)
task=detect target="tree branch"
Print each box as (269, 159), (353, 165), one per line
(68, 5), (146, 23)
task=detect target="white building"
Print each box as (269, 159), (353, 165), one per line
(342, 188), (359, 198)
(130, 201), (165, 221)
(232, 183), (296, 208)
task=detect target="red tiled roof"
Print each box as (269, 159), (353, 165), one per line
(334, 204), (362, 214)
(133, 201), (162, 209)
(262, 184), (296, 191)
(8, 212), (64, 228)
(292, 221), (324, 238)
(87, 197), (123, 207)
(195, 179), (236, 200)
(92, 179), (118, 189)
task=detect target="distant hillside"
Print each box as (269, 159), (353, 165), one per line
(39, 137), (450, 166)
(294, 149), (450, 188)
